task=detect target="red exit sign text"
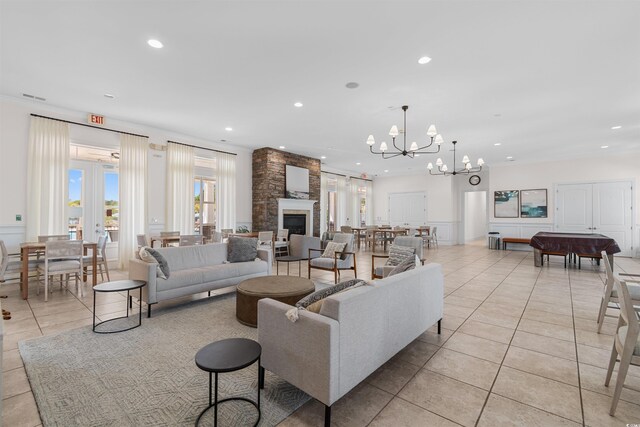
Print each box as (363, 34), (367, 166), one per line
(88, 114), (105, 125)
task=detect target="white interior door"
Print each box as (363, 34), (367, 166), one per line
(555, 183), (593, 232)
(389, 192), (426, 226)
(593, 182), (633, 255)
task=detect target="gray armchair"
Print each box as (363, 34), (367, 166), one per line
(308, 233), (357, 283)
(372, 236), (424, 279)
(320, 231), (337, 249)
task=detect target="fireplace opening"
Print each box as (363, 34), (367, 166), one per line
(283, 214), (306, 237)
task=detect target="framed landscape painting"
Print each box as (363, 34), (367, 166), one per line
(494, 190), (519, 218)
(520, 189), (548, 218)
(285, 165), (310, 199)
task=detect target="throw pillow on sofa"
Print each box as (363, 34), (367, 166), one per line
(386, 244), (416, 266)
(139, 246), (171, 279)
(285, 279), (367, 322)
(387, 256), (416, 277)
(321, 241), (346, 258)
(227, 237), (258, 263)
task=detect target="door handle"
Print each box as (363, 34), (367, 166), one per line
(587, 227), (593, 230)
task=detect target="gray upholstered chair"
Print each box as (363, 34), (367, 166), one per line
(36, 240), (84, 301)
(604, 278), (640, 415)
(371, 236), (425, 279)
(308, 232), (357, 283)
(320, 231), (336, 249)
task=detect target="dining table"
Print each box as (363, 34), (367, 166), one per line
(373, 228), (409, 251)
(150, 235), (180, 247)
(20, 241), (97, 300)
(529, 232), (620, 269)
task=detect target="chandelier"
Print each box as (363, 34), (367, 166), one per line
(366, 105), (443, 159)
(427, 140), (484, 175)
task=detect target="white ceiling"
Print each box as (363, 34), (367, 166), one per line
(1, 1), (639, 176)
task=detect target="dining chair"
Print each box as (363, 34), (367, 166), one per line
(258, 231), (274, 252)
(425, 226), (438, 248)
(0, 240), (41, 284)
(221, 229), (234, 240)
(211, 231), (223, 243)
(83, 235), (110, 283)
(36, 240), (84, 302)
(340, 225), (352, 234)
(274, 229), (289, 257)
(597, 251), (640, 333)
(137, 234), (149, 250)
(160, 231), (180, 247)
(604, 278), (640, 415)
(179, 235), (205, 246)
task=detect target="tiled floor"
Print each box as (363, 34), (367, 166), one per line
(2, 241), (640, 426)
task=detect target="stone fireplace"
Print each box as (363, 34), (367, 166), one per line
(278, 199), (316, 237)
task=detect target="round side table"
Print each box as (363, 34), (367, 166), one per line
(92, 280), (146, 334)
(195, 338), (262, 427)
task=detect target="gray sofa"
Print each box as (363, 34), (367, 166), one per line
(257, 263), (443, 425)
(129, 243), (272, 316)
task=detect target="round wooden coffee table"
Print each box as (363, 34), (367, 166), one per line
(236, 276), (315, 327)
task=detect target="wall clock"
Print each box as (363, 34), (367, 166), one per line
(469, 175), (481, 186)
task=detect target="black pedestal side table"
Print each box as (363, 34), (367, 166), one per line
(275, 255), (303, 276)
(93, 280), (146, 333)
(195, 338), (262, 427)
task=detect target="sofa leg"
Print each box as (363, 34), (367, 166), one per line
(208, 291), (211, 297)
(325, 404), (331, 427)
(438, 319), (442, 335)
(259, 365), (265, 389)
(147, 303), (153, 318)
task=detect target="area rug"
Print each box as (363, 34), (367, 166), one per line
(19, 294), (310, 426)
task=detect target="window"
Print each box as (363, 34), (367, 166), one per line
(68, 169), (83, 239)
(104, 172), (119, 241)
(327, 178), (337, 231)
(358, 185), (367, 226)
(194, 177), (216, 235)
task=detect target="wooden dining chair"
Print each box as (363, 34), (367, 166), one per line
(604, 278), (640, 415)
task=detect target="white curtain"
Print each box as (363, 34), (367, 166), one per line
(26, 117), (70, 241)
(320, 173), (328, 235)
(119, 134), (148, 269)
(349, 179), (361, 227)
(216, 152), (236, 231)
(336, 176), (348, 230)
(166, 143), (194, 234)
(365, 180), (374, 225)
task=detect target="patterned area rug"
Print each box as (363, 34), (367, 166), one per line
(19, 294), (310, 426)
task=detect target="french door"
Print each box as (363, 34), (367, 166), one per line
(389, 192), (427, 226)
(69, 160), (119, 261)
(555, 181), (633, 255)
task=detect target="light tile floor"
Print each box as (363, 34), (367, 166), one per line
(2, 241), (640, 426)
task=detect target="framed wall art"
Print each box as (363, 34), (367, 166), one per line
(285, 165), (310, 199)
(520, 189), (548, 218)
(494, 190), (519, 218)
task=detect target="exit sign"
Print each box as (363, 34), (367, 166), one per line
(88, 114), (105, 125)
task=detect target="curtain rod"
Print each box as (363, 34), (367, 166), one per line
(167, 140), (237, 156)
(30, 114), (149, 138)
(321, 171), (372, 182)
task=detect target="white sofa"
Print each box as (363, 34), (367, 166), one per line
(129, 243), (272, 316)
(257, 263), (443, 426)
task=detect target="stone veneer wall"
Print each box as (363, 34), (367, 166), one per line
(252, 147), (321, 236)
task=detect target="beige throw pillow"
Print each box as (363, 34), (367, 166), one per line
(321, 241), (346, 258)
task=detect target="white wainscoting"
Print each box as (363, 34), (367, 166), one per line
(488, 222), (554, 251)
(428, 221), (458, 246)
(0, 224), (26, 252)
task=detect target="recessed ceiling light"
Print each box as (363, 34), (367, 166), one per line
(225, 127), (233, 131)
(384, 169), (389, 173)
(356, 162), (361, 165)
(611, 126), (622, 130)
(220, 139), (227, 142)
(279, 146), (286, 149)
(104, 93), (115, 99)
(147, 39), (164, 49)
(493, 113), (502, 117)
(506, 156), (513, 159)
(345, 82), (359, 89)
(294, 102), (303, 108)
(601, 145), (609, 149)
(320, 156), (326, 159)
(418, 56), (432, 65)
(494, 142), (501, 146)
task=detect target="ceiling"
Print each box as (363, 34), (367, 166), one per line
(2, 1), (639, 177)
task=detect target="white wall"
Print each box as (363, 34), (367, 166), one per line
(464, 191), (487, 241)
(489, 155), (640, 253)
(0, 96), (253, 251)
